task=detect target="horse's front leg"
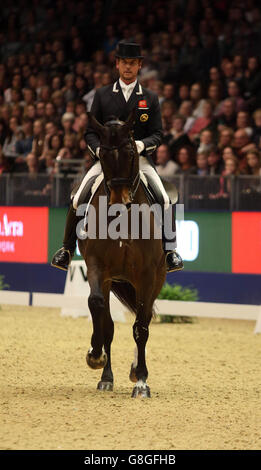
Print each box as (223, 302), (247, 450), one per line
(86, 264), (107, 370)
(131, 298), (153, 398)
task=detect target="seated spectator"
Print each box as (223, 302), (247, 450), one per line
(179, 100), (195, 133)
(161, 100), (176, 130)
(155, 144), (179, 183)
(226, 80), (246, 112)
(190, 82), (207, 118)
(0, 104), (11, 125)
(236, 111), (252, 135)
(233, 55), (244, 80)
(75, 75), (87, 99)
(207, 147), (223, 174)
(222, 156), (240, 177)
(197, 129), (213, 153)
(1, 116), (20, 170)
(31, 119), (45, 161)
(51, 90), (65, 117)
(83, 71), (103, 111)
(222, 146), (238, 163)
(165, 114), (191, 156)
(232, 128), (256, 171)
(175, 84), (190, 107)
(218, 127), (234, 151)
(207, 82), (223, 116)
(73, 112), (88, 136)
(252, 108), (261, 148)
(188, 100), (216, 140)
(45, 102), (57, 122)
(24, 104), (36, 120)
(61, 112), (76, 137)
(36, 101), (46, 120)
(60, 134), (79, 160)
(217, 98), (237, 130)
(62, 73), (77, 103)
(246, 150), (261, 176)
(213, 156), (241, 198)
(244, 56), (261, 104)
(162, 83), (175, 103)
(175, 146), (196, 174)
(192, 150), (209, 175)
(15, 117), (33, 171)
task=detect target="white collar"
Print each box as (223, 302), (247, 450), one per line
(119, 78), (137, 90)
(112, 80), (143, 95)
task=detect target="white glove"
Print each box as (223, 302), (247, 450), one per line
(135, 140), (145, 154)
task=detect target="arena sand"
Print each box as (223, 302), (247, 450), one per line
(0, 304), (260, 450)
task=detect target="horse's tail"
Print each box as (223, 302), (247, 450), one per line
(111, 281), (156, 318)
(111, 281), (137, 315)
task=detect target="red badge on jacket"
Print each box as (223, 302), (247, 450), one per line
(138, 100), (147, 108)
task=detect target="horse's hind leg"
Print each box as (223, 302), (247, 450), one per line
(97, 281), (114, 391)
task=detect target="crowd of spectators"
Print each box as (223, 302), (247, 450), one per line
(0, 0), (261, 203)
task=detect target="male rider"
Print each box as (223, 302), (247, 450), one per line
(51, 42), (183, 272)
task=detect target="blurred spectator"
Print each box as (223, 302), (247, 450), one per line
(15, 116), (33, 170)
(252, 109), (261, 148)
(207, 147), (223, 175)
(165, 114), (191, 156)
(218, 127), (234, 151)
(190, 82), (207, 118)
(198, 129), (213, 153)
(31, 119), (45, 161)
(246, 150), (261, 176)
(155, 144), (179, 183)
(217, 98), (237, 130)
(61, 112), (76, 137)
(83, 72), (103, 111)
(192, 151), (209, 176)
(188, 100), (216, 141)
(1, 116), (20, 170)
(175, 146), (196, 175)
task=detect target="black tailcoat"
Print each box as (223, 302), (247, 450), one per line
(85, 79), (163, 165)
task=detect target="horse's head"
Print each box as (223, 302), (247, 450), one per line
(87, 109), (139, 208)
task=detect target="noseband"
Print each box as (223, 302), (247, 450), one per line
(100, 130), (140, 201)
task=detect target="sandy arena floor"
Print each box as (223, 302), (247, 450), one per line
(0, 304), (260, 450)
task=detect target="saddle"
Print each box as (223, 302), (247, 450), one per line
(72, 171), (165, 215)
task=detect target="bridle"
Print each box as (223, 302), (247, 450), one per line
(100, 127), (140, 201)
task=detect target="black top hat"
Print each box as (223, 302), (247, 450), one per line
(115, 42), (143, 59)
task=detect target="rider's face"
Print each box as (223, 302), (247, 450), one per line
(116, 58), (142, 84)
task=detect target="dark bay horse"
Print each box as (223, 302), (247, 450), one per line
(78, 110), (166, 398)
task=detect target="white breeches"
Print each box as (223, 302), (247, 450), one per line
(73, 156), (170, 210)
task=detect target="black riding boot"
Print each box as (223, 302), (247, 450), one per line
(162, 203), (184, 273)
(51, 203), (78, 271)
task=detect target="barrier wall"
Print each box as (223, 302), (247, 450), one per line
(0, 207), (261, 304)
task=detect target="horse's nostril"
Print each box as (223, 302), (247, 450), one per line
(126, 202), (131, 211)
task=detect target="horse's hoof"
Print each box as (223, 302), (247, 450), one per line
(97, 381), (113, 391)
(86, 348), (107, 370)
(131, 383), (151, 398)
(129, 363), (138, 383)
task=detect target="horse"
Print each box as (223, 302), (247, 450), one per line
(77, 110), (166, 398)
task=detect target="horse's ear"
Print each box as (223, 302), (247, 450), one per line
(122, 108), (136, 133)
(87, 112), (106, 136)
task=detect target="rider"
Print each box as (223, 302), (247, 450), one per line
(51, 41), (183, 273)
